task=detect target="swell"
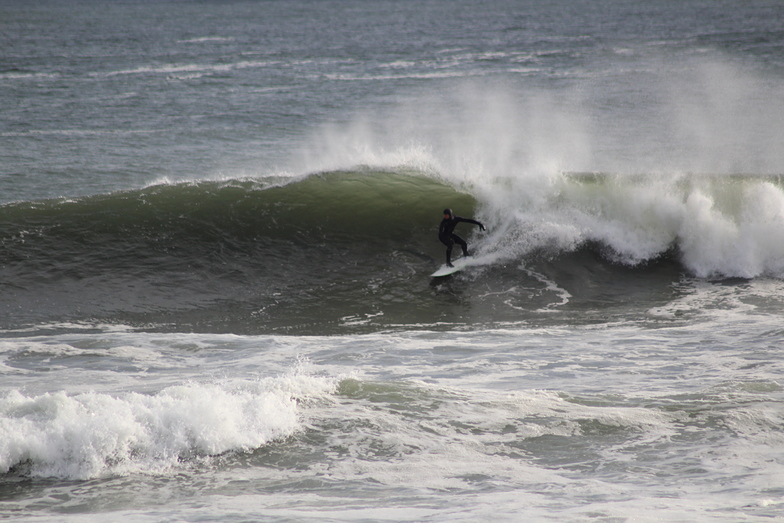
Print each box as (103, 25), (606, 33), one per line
(0, 170), (477, 332)
(0, 170), (474, 274)
(2, 169), (783, 335)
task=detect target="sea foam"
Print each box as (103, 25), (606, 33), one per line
(0, 376), (336, 479)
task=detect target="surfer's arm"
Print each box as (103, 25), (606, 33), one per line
(456, 216), (486, 231)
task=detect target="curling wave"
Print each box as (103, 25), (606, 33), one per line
(1, 169), (783, 334)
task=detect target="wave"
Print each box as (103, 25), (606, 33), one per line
(486, 171), (784, 278)
(0, 170), (472, 265)
(0, 375), (336, 479)
(2, 169), (784, 334)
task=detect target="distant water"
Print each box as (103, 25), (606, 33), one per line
(2, 1), (784, 521)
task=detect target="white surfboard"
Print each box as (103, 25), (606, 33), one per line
(431, 257), (473, 277)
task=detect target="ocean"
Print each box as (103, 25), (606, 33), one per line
(2, 0), (784, 521)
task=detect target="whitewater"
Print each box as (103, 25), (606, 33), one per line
(2, 0), (784, 521)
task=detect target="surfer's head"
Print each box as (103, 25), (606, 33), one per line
(443, 208), (453, 218)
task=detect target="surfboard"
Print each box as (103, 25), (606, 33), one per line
(431, 257), (472, 277)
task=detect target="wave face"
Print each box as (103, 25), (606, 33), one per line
(2, 169), (784, 334)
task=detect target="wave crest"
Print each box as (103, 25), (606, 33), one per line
(0, 375), (336, 479)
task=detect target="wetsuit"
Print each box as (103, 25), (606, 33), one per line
(439, 214), (484, 267)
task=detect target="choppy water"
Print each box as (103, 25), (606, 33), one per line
(2, 0), (784, 521)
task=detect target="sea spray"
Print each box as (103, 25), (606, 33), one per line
(294, 57), (784, 184)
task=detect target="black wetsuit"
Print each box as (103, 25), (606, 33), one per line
(439, 215), (484, 266)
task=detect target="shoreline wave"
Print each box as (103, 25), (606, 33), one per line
(0, 375), (337, 479)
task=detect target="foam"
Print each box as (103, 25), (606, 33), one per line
(96, 60), (276, 78)
(178, 37), (235, 44)
(0, 375), (337, 479)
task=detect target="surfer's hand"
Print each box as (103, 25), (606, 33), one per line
(480, 224), (486, 231)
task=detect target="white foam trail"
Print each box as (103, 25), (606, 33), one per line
(178, 37), (235, 44)
(95, 60), (276, 78)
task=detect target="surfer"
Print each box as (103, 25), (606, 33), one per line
(439, 208), (486, 267)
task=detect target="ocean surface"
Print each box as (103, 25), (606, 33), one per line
(2, 0), (784, 521)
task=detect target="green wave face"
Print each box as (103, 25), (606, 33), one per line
(1, 170), (475, 250)
(3, 169), (784, 335)
(0, 170), (481, 334)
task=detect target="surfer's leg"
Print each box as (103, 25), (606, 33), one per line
(441, 237), (456, 267)
(452, 234), (469, 257)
